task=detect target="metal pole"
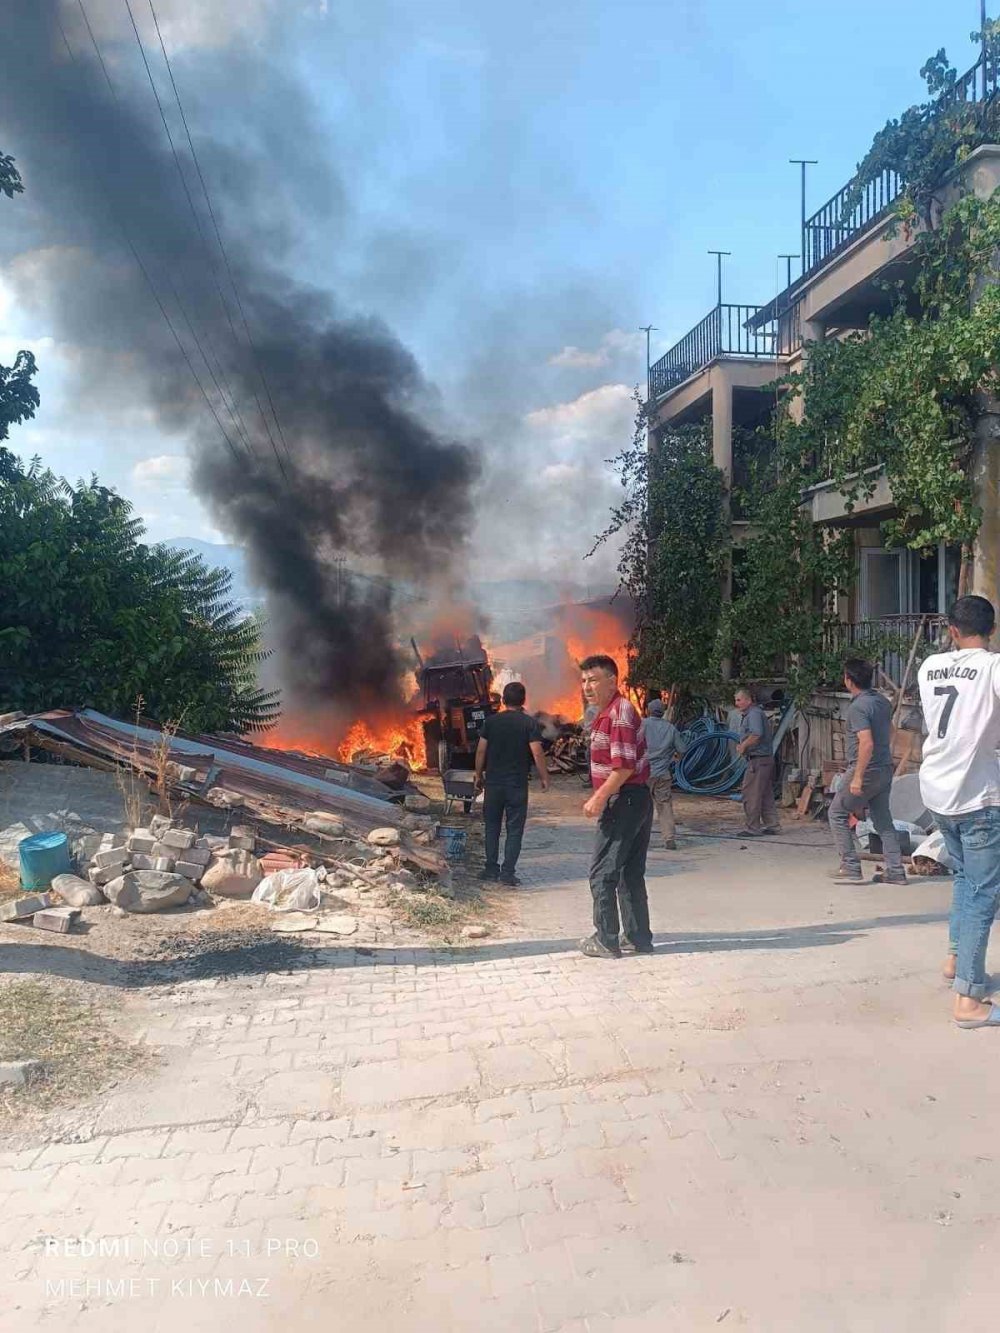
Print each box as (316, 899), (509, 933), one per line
(983, 1), (989, 101)
(790, 160), (818, 275)
(778, 254), (800, 289)
(639, 324), (657, 400)
(707, 250), (731, 306)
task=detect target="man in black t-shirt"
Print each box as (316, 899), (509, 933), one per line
(474, 682), (549, 886)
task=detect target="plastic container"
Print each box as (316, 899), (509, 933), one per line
(18, 831), (72, 890)
(435, 826), (468, 861)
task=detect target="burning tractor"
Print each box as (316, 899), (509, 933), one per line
(412, 636), (498, 777)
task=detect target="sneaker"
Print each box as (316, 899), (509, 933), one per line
(479, 868), (499, 882)
(498, 872), (522, 887)
(619, 935), (656, 955)
(828, 867), (864, 883)
(662, 839), (677, 851)
(740, 828), (762, 838)
(762, 827), (781, 836)
(579, 934), (621, 959)
(871, 870), (908, 885)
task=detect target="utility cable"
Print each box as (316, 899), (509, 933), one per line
(119, 0), (263, 465)
(146, 0), (296, 474)
(55, 8), (246, 465)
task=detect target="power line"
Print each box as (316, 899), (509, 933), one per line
(119, 0), (263, 464)
(54, 8), (246, 466)
(146, 0), (296, 474)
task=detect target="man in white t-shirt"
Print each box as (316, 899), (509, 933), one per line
(917, 595), (1000, 1028)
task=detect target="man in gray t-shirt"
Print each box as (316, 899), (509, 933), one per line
(640, 700), (686, 848)
(827, 658), (903, 884)
(735, 689), (780, 835)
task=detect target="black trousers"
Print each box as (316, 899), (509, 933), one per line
(483, 778), (529, 875)
(589, 784), (654, 950)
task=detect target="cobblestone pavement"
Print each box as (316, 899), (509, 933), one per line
(2, 795), (998, 1333)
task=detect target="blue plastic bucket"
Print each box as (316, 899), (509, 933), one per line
(435, 826), (468, 861)
(19, 832), (72, 890)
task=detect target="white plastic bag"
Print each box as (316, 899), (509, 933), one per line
(912, 829), (957, 871)
(251, 867), (321, 912)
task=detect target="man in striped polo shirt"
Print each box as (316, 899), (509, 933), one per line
(580, 654), (654, 958)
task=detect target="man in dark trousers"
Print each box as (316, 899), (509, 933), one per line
(474, 682), (548, 886)
(734, 687), (780, 836)
(827, 657), (905, 884)
(580, 654), (653, 958)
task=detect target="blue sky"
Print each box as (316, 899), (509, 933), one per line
(0, 0), (988, 580)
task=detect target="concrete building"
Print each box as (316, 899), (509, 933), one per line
(647, 47), (1000, 716)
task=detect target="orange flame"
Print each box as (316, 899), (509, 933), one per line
(336, 714), (427, 769)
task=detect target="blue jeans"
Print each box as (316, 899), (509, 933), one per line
(937, 807), (1000, 999)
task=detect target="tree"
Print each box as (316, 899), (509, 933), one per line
(0, 450), (279, 731)
(591, 393), (727, 696)
(0, 151), (39, 444)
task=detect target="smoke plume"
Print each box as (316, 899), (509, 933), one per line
(0, 0), (479, 716)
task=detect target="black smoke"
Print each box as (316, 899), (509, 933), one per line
(0, 0), (478, 717)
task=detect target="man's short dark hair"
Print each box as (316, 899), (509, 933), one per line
(949, 594), (996, 638)
(735, 686), (754, 702)
(843, 658), (874, 690)
(579, 654), (619, 677)
(502, 681), (526, 707)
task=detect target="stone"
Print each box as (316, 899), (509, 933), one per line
(304, 814), (346, 837)
(201, 850), (262, 899)
(205, 789), (243, 809)
(152, 857), (175, 873)
(33, 906), (81, 934)
(127, 832), (156, 855)
(149, 815), (173, 836)
(272, 913), (318, 933)
(88, 865), (118, 887)
(314, 914), (358, 936)
(93, 845), (128, 870)
(404, 794), (432, 813)
(0, 1059), (43, 1088)
(158, 827), (196, 852)
(99, 832), (127, 850)
(463, 925), (489, 939)
(228, 826), (256, 851)
(1, 893), (54, 922)
(180, 844), (212, 867)
(50, 874), (106, 908)
(110, 906), (127, 918)
(104, 871), (193, 914)
(368, 827), (401, 847)
(174, 860), (205, 883)
(129, 855), (156, 871)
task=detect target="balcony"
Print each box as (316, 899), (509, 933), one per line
(648, 303), (775, 399)
(824, 613), (948, 685)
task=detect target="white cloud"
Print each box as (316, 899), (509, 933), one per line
(526, 383), (633, 443)
(548, 328), (645, 370)
(132, 453), (189, 485)
(57, 0), (276, 54)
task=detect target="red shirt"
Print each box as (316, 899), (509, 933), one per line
(589, 694), (650, 790)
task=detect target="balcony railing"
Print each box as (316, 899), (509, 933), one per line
(824, 613), (948, 686)
(802, 45), (1000, 277)
(648, 303), (775, 399)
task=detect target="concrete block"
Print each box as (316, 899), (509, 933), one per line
(32, 907), (80, 934)
(1, 893), (54, 922)
(94, 845), (128, 870)
(88, 866), (118, 887)
(99, 833), (127, 851)
(228, 827), (256, 851)
(150, 815), (172, 836)
(174, 861), (205, 883)
(159, 828), (196, 852)
(181, 844), (212, 867)
(152, 857), (175, 873)
(127, 833), (156, 855)
(130, 854), (156, 871)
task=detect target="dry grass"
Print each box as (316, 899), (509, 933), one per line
(0, 978), (147, 1127)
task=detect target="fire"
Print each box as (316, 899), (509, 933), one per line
(489, 605), (633, 723)
(336, 714), (427, 769)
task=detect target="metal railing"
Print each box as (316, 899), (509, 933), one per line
(803, 47), (1000, 276)
(649, 303), (775, 398)
(824, 613), (948, 686)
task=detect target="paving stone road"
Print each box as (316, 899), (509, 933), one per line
(2, 794), (998, 1332)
